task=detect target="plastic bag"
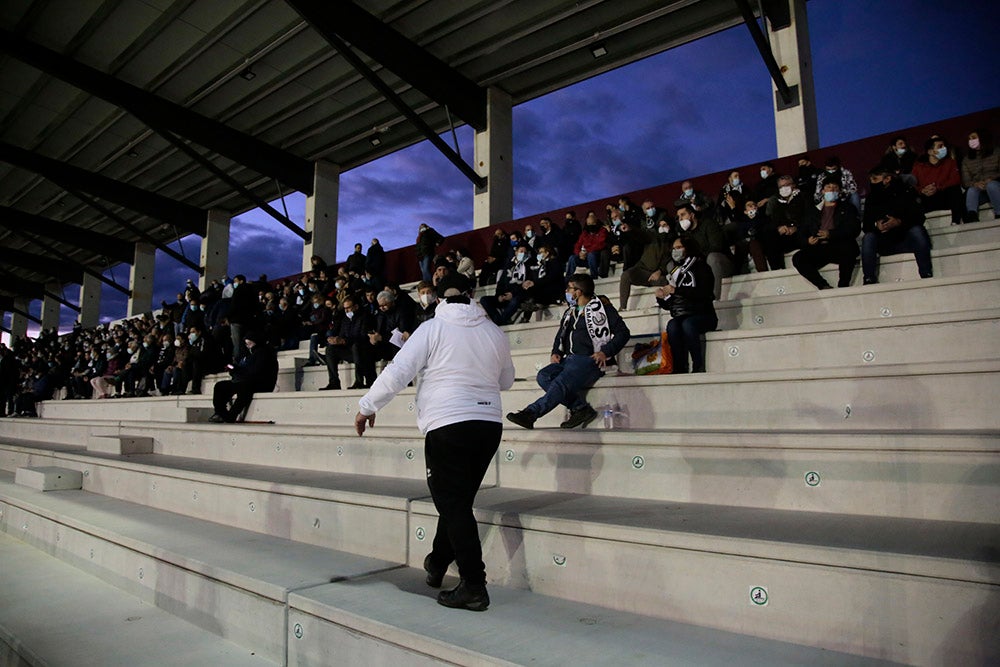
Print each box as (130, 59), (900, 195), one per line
(631, 332), (672, 375)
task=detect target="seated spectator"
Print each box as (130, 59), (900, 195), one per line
(149, 333), (175, 395)
(0, 344), (20, 417)
(796, 156), (822, 194)
(961, 128), (1000, 222)
(734, 199), (769, 273)
(523, 223), (538, 249)
(762, 175), (809, 270)
(91, 346), (125, 399)
(879, 136), (918, 188)
(617, 195), (644, 228)
(792, 180), (860, 289)
(448, 248), (476, 280)
(210, 331), (278, 423)
(676, 203), (733, 299)
(640, 199), (669, 232)
(536, 217), (566, 260)
(618, 221), (675, 310)
(861, 165), (931, 284)
(481, 243), (535, 325)
(673, 180), (714, 217)
(717, 171), (748, 225)
(519, 244), (564, 316)
(478, 228), (509, 287)
(13, 368), (54, 417)
(505, 274), (630, 431)
(814, 156), (862, 213)
(563, 211), (582, 251)
(121, 335), (158, 397)
(301, 293), (333, 360)
(754, 162), (779, 207)
(565, 212), (608, 278)
(413, 281), (438, 330)
(162, 336), (188, 395)
(318, 296), (373, 390)
(368, 290), (414, 384)
(912, 136), (964, 224)
(183, 324), (223, 394)
(655, 236), (718, 374)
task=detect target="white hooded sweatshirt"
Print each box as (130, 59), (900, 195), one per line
(358, 299), (515, 434)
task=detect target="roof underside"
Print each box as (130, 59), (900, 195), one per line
(0, 0), (745, 294)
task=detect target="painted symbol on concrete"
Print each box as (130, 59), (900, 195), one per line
(138, 568), (144, 580)
(344, 404), (352, 414)
(55, 533), (60, 542)
(407, 402), (415, 412)
(844, 405), (852, 419)
(728, 345), (740, 357)
(880, 307), (893, 318)
(805, 471), (821, 487)
(504, 449), (515, 462)
(405, 449), (415, 460)
(552, 554), (567, 566)
(415, 526), (426, 541)
(862, 350), (875, 363)
(776, 285), (786, 295)
(515, 335), (523, 345)
(21, 523), (27, 531)
(248, 502), (256, 512)
(90, 549), (94, 559)
(750, 586), (768, 606)
(275, 444), (282, 452)
(337, 446), (344, 456)
(83, 470), (90, 477)
(293, 623), (304, 639)
(313, 518), (321, 529)
(754, 314), (765, 325)
(192, 491), (198, 501)
(151, 482), (157, 491)
(632, 455), (645, 470)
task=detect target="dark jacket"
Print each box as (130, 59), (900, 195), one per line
(415, 226), (445, 259)
(551, 296), (631, 364)
(365, 243), (386, 279)
(228, 282), (260, 326)
(802, 200), (861, 242)
(765, 189), (810, 234)
(682, 218), (728, 256)
(346, 250), (366, 275)
(863, 179), (925, 243)
(231, 345), (278, 393)
(655, 258), (717, 319)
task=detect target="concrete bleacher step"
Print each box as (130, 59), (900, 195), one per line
(407, 489), (1000, 666)
(721, 240), (1000, 300)
(286, 567), (889, 667)
(1, 424), (995, 526)
(0, 473), (399, 664)
(0, 532), (275, 667)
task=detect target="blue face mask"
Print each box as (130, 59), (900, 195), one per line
(510, 239), (517, 247)
(731, 178), (741, 187)
(823, 191), (839, 202)
(536, 253), (545, 263)
(188, 333), (198, 343)
(565, 292), (575, 305)
(645, 207), (655, 218)
(516, 252), (526, 263)
(934, 147), (947, 160)
(683, 188), (694, 198)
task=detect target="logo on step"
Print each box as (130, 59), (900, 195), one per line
(505, 449), (515, 462)
(632, 455), (645, 470)
(862, 350), (875, 363)
(880, 307), (893, 318)
(415, 526), (426, 541)
(754, 314), (765, 325)
(805, 471), (821, 487)
(293, 623), (304, 639)
(405, 448), (415, 460)
(750, 586), (768, 606)
(552, 554), (567, 566)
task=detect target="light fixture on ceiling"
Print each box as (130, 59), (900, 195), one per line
(127, 149), (139, 158)
(590, 43), (608, 58)
(239, 67), (256, 81)
(369, 136), (382, 147)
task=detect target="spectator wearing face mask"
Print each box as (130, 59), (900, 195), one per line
(318, 297), (374, 391)
(478, 228), (510, 287)
(616, 196), (644, 228)
(413, 281), (439, 330)
(673, 180), (714, 218)
(792, 180), (861, 290)
(565, 212), (608, 279)
(655, 236), (718, 374)
(734, 199), (770, 273)
(676, 203), (733, 300)
(814, 156), (861, 213)
(879, 136), (918, 188)
(640, 200), (669, 232)
(796, 157), (822, 194)
(762, 175), (809, 270)
(182, 324), (223, 395)
(210, 331), (278, 422)
(717, 171), (748, 225)
(481, 243), (536, 325)
(754, 162), (779, 207)
(536, 218), (566, 261)
(862, 166), (931, 285)
(520, 244), (564, 314)
(912, 135), (964, 224)
(618, 220), (675, 310)
(961, 128), (1000, 222)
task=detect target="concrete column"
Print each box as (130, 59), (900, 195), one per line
(303, 161), (340, 272)
(40, 282), (61, 332)
(769, 0), (818, 157)
(10, 297), (29, 340)
(78, 272), (102, 329)
(200, 209), (231, 290)
(473, 87), (513, 229)
(128, 242), (156, 317)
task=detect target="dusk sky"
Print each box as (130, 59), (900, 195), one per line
(6, 0), (999, 336)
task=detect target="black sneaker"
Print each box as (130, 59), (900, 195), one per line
(506, 410), (536, 429)
(437, 580), (489, 611)
(209, 413), (226, 423)
(423, 553), (446, 588)
(560, 405), (597, 429)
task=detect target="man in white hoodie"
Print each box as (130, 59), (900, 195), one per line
(354, 274), (515, 612)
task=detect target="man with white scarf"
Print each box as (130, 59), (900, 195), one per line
(506, 273), (630, 430)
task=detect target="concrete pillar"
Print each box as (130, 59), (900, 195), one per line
(769, 0), (818, 157)
(78, 272), (102, 329)
(10, 297), (29, 340)
(200, 209), (231, 290)
(473, 87), (513, 229)
(40, 282), (61, 332)
(303, 161), (340, 272)
(128, 242), (155, 317)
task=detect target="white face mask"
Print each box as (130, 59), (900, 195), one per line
(679, 218), (693, 232)
(345, 311), (355, 319)
(419, 293), (437, 307)
(174, 339), (182, 347)
(895, 147), (906, 156)
(760, 169), (769, 179)
(779, 185), (793, 198)
(658, 226), (669, 234)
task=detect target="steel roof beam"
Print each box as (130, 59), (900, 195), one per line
(734, 0), (795, 106)
(1, 227), (129, 296)
(0, 141), (207, 237)
(286, 0), (487, 132)
(0, 206), (135, 263)
(0, 29), (316, 196)
(0, 247), (84, 284)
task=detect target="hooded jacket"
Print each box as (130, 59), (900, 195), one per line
(359, 299), (515, 433)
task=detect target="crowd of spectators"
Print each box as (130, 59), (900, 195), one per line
(2, 128), (995, 414)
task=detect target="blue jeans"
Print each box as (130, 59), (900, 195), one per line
(565, 251), (600, 278)
(966, 179), (1000, 218)
(861, 226), (933, 283)
(419, 256), (434, 282)
(666, 312), (718, 373)
(525, 354), (604, 417)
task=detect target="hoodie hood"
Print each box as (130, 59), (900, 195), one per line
(434, 300), (489, 327)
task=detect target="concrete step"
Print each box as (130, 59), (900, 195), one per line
(407, 489), (1000, 665)
(286, 567), (888, 667)
(0, 473), (399, 664)
(1, 426), (995, 525)
(0, 532), (276, 667)
(722, 240), (1000, 300)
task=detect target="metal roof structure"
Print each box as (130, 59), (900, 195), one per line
(0, 0), (753, 298)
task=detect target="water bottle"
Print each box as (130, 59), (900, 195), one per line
(603, 407), (614, 429)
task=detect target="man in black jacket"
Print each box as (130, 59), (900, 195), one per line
(227, 274), (261, 361)
(210, 331), (278, 423)
(791, 180), (861, 289)
(318, 297), (373, 390)
(861, 166), (931, 284)
(365, 238), (386, 283)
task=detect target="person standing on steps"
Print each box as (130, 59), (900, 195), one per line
(506, 273), (630, 430)
(354, 274), (515, 612)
